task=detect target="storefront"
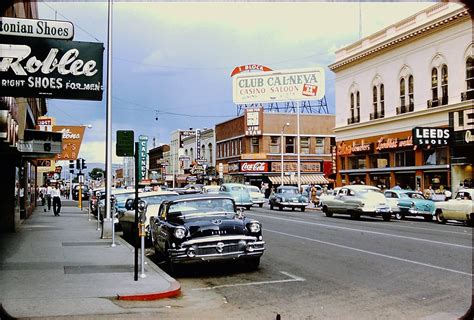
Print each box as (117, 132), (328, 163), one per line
(449, 109), (473, 189)
(336, 128), (452, 192)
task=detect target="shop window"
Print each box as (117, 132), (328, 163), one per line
(349, 155), (366, 169)
(395, 150), (415, 167)
(315, 137), (324, 154)
(424, 147), (448, 165)
(270, 136), (280, 153)
(250, 137), (259, 154)
(300, 137), (310, 154)
(286, 136), (295, 153)
(369, 153), (390, 168)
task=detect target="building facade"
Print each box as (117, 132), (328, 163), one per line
(329, 3), (472, 192)
(148, 144), (170, 184)
(215, 110), (335, 190)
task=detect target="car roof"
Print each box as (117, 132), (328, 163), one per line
(113, 189), (136, 195)
(344, 185), (381, 191)
(167, 193), (234, 203)
(139, 191), (179, 197)
(222, 183), (247, 187)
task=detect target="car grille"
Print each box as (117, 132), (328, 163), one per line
(195, 244), (241, 255)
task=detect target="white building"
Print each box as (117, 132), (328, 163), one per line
(182, 128), (216, 168)
(329, 3), (472, 191)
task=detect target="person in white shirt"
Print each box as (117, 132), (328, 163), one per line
(51, 184), (61, 216)
(45, 185), (53, 211)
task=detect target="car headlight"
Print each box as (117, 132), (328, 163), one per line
(248, 222), (261, 233)
(174, 227), (186, 239)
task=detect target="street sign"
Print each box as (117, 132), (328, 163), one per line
(116, 130), (134, 157)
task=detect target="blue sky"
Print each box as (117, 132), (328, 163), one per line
(37, 1), (434, 164)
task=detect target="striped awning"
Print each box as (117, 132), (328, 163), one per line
(268, 174), (329, 185)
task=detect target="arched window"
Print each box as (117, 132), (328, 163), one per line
(466, 57), (474, 100)
(400, 78), (406, 110)
(431, 68), (438, 102)
(190, 148), (194, 160)
(408, 76), (414, 111)
(208, 143), (213, 164)
(380, 84), (385, 117)
(372, 86), (378, 115)
(356, 91), (360, 122)
(350, 92), (355, 119)
(201, 144), (205, 160)
(441, 64), (448, 105)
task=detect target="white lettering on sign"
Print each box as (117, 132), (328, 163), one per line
(0, 44), (98, 77)
(241, 162), (267, 172)
(60, 128), (80, 139)
(413, 127), (450, 145)
(466, 130), (474, 143)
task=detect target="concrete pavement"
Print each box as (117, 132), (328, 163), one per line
(0, 199), (180, 318)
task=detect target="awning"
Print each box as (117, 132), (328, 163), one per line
(268, 174), (329, 185)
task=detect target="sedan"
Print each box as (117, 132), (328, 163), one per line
(269, 186), (309, 212)
(384, 189), (435, 221)
(435, 188), (474, 226)
(246, 185), (265, 208)
(219, 183), (253, 210)
(149, 194), (265, 274)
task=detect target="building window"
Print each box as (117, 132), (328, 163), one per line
(441, 64), (448, 105)
(356, 91), (360, 121)
(190, 148), (194, 160)
(224, 143), (228, 157)
(315, 137), (324, 154)
(431, 67), (438, 102)
(467, 57), (474, 93)
(369, 153), (390, 168)
(285, 136), (295, 153)
(208, 143), (213, 164)
(348, 155), (366, 169)
(350, 92), (355, 119)
(424, 147), (448, 165)
(395, 150), (415, 167)
(400, 78), (406, 108)
(300, 137), (310, 154)
(270, 136), (280, 153)
(250, 137), (259, 153)
(408, 75), (414, 111)
(372, 85), (378, 115)
(380, 84), (385, 117)
(201, 144), (205, 160)
(340, 157), (346, 170)
(348, 90), (360, 124)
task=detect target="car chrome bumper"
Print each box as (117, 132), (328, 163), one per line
(251, 199), (265, 204)
(407, 209), (434, 215)
(169, 235), (265, 263)
(279, 202), (308, 207)
(235, 202), (254, 207)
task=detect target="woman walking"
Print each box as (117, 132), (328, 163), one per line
(52, 184), (62, 216)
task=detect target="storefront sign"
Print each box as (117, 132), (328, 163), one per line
(196, 129), (202, 159)
(0, 37), (104, 100)
(245, 107), (263, 136)
(376, 136), (413, 151)
(233, 67), (325, 104)
(52, 125), (85, 160)
(228, 163), (240, 174)
(179, 130), (195, 147)
(0, 17), (74, 40)
(449, 109), (474, 145)
(337, 141), (373, 156)
(331, 146), (337, 174)
(138, 135), (148, 182)
(240, 162), (268, 173)
(412, 127), (451, 146)
(17, 129), (62, 154)
(271, 161), (322, 173)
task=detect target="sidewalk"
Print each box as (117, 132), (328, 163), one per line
(0, 200), (180, 318)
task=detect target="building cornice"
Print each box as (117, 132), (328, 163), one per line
(329, 5), (470, 72)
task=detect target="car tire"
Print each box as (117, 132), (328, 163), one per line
(259, 203), (263, 208)
(246, 206), (251, 210)
(300, 207), (305, 212)
(350, 212), (360, 220)
(436, 210), (446, 224)
(246, 258), (260, 270)
(382, 213), (391, 221)
(424, 215), (433, 222)
(270, 204), (274, 210)
(395, 212), (404, 220)
(279, 206), (283, 211)
(322, 206), (333, 217)
(292, 207), (295, 211)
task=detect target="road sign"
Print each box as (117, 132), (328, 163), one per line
(116, 130), (134, 157)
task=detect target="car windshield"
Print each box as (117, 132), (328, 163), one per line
(405, 192), (425, 199)
(455, 191), (472, 200)
(280, 188), (298, 194)
(247, 186), (260, 193)
(231, 186), (246, 192)
(168, 198), (235, 217)
(357, 188), (383, 197)
(143, 194), (178, 205)
(114, 193), (135, 207)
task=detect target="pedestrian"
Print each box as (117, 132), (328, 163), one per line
(46, 184), (52, 211)
(310, 184), (318, 208)
(39, 184), (46, 208)
(52, 184), (62, 216)
(393, 183), (402, 190)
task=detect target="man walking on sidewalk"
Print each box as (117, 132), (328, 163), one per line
(52, 184), (62, 216)
(45, 184), (52, 212)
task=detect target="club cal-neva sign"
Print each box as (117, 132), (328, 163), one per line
(0, 35), (104, 100)
(232, 67), (325, 104)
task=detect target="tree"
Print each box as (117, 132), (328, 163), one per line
(89, 168), (105, 180)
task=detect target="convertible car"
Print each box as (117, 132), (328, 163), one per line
(435, 188), (474, 226)
(150, 194), (265, 274)
(321, 185), (392, 221)
(384, 189), (435, 221)
(269, 186), (309, 212)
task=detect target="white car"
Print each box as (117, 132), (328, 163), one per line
(435, 188), (474, 226)
(319, 187), (341, 207)
(246, 185), (265, 208)
(201, 185), (221, 194)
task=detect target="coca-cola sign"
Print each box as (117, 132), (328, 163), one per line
(0, 36), (104, 100)
(240, 162), (268, 172)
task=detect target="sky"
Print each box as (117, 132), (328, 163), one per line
(36, 1), (435, 165)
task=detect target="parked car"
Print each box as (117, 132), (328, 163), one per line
(201, 185), (221, 194)
(149, 194), (265, 274)
(118, 190), (179, 244)
(301, 184), (323, 198)
(72, 184), (90, 201)
(219, 183), (253, 210)
(269, 186), (309, 212)
(384, 189), (435, 221)
(173, 184), (203, 195)
(246, 185), (265, 208)
(321, 185), (392, 221)
(435, 188), (474, 226)
(89, 187), (104, 216)
(319, 187), (341, 207)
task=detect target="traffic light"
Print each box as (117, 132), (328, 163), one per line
(76, 159), (81, 170)
(69, 160), (75, 174)
(81, 158), (87, 169)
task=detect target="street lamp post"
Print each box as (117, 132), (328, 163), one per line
(281, 122), (290, 187)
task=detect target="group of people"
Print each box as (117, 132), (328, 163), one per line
(38, 184), (62, 216)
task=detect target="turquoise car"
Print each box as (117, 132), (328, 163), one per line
(219, 183), (254, 210)
(384, 189), (436, 221)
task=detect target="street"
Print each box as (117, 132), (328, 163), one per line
(114, 205), (473, 320)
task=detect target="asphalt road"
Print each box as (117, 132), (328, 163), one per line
(127, 205), (472, 320)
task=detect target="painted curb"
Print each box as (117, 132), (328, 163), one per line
(117, 280), (181, 301)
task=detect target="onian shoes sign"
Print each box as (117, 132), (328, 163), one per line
(0, 20), (104, 101)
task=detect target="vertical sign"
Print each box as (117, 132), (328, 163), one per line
(196, 129), (201, 160)
(138, 135), (148, 182)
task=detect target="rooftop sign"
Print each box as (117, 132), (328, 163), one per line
(232, 67), (325, 104)
(0, 17), (74, 40)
